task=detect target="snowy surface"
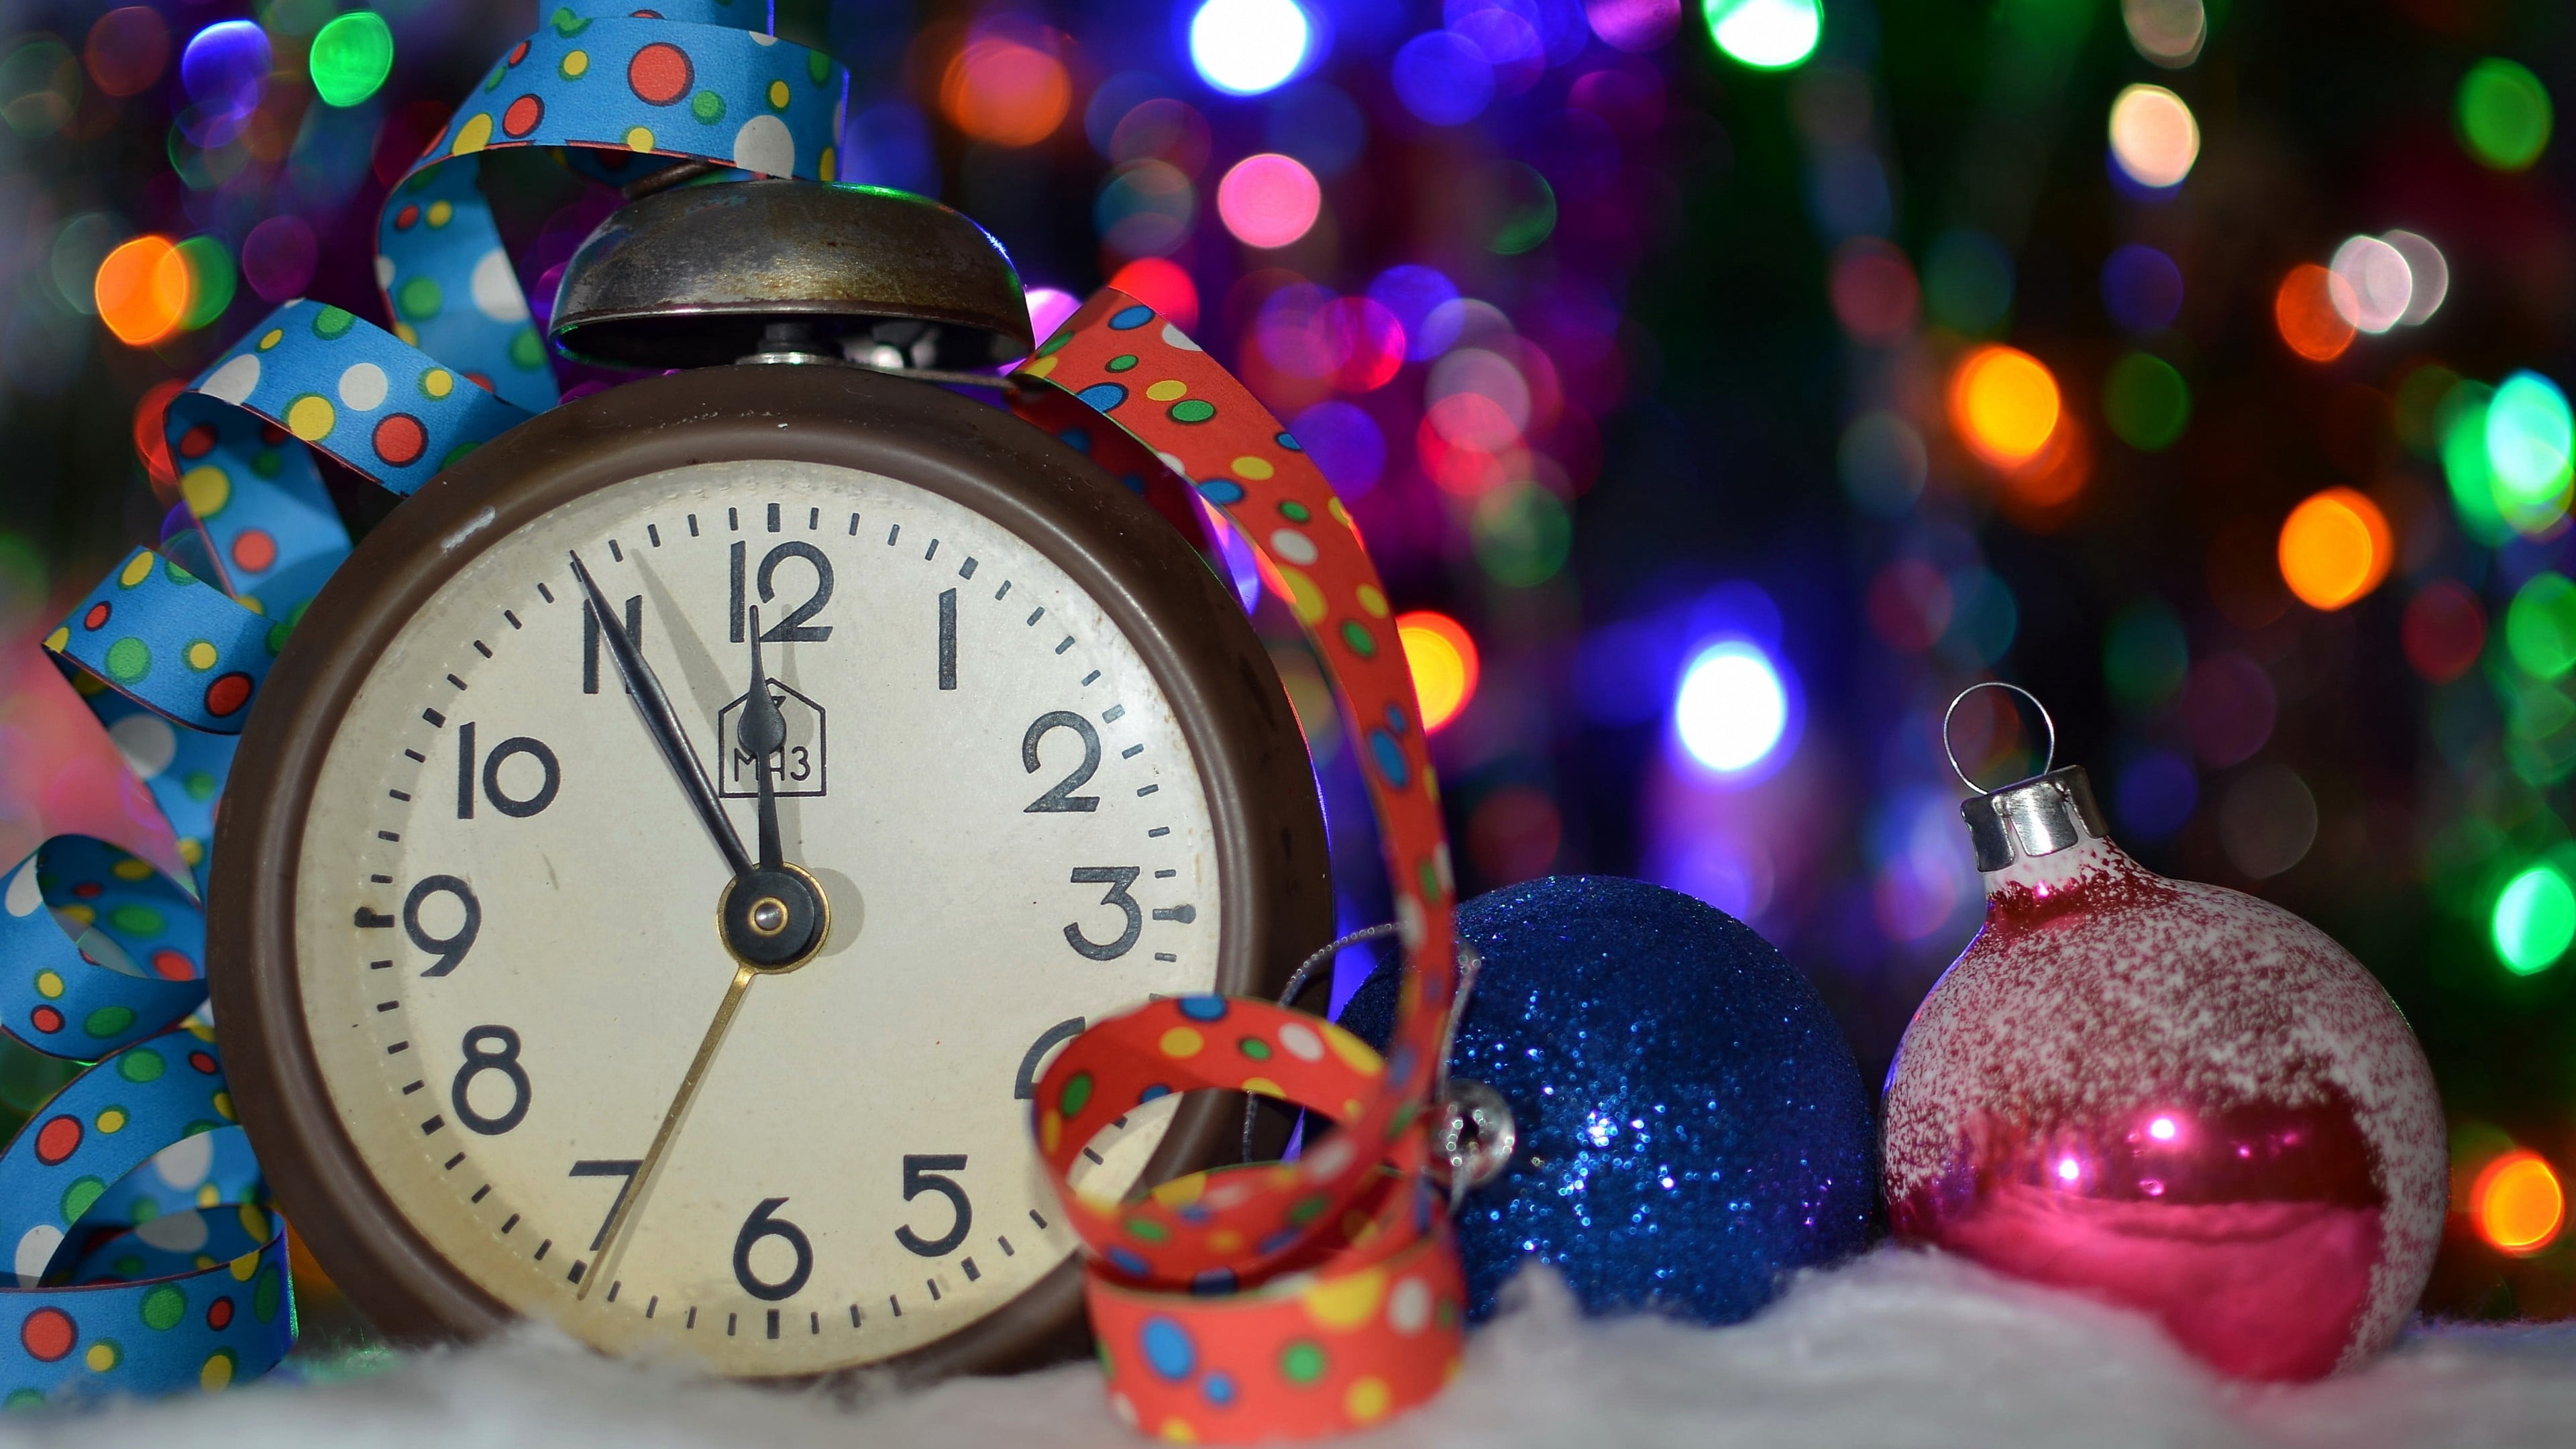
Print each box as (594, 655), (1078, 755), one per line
(13, 1249), (2574, 1448)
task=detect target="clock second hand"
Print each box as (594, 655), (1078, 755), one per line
(578, 960), (759, 1300)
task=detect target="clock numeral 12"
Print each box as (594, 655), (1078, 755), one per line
(455, 722), (561, 819)
(733, 540), (835, 643)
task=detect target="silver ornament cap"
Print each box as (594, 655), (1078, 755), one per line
(1944, 682), (2110, 872)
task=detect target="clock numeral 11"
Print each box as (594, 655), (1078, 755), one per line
(581, 593), (642, 695)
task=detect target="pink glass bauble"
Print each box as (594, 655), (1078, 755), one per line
(1882, 765), (2446, 1382)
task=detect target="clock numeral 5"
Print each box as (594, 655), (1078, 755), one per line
(1023, 711), (1101, 813)
(452, 1025), (529, 1135)
(734, 1197), (814, 1301)
(1064, 867), (1143, 961)
(895, 1155), (971, 1258)
(733, 540), (835, 643)
(455, 721), (561, 819)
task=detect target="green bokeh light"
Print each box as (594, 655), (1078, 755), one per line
(2492, 863), (2576, 975)
(2458, 58), (2552, 172)
(2102, 351), (2190, 451)
(1922, 229), (2013, 335)
(2440, 380), (2509, 546)
(175, 235), (235, 331)
(2103, 598), (2190, 713)
(2487, 370), (2573, 505)
(309, 11), (395, 109)
(1470, 483), (1572, 587)
(2506, 572), (2576, 680)
(1703, 0), (1823, 70)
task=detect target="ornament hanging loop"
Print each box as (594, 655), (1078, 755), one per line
(1943, 681), (2057, 794)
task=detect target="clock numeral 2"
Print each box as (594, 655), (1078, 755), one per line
(896, 1155), (971, 1258)
(452, 1025), (529, 1135)
(581, 594), (642, 694)
(1022, 712), (1101, 813)
(733, 540), (835, 643)
(455, 722), (561, 818)
(735, 1197), (814, 1301)
(1064, 867), (1143, 961)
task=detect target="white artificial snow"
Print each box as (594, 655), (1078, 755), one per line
(11, 1249), (2572, 1448)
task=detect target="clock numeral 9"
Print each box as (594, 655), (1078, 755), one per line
(1063, 867), (1143, 961)
(404, 875), (480, 977)
(451, 1025), (529, 1136)
(733, 1197), (814, 1301)
(895, 1155), (971, 1258)
(732, 540), (835, 643)
(455, 722), (561, 819)
(1022, 711), (1101, 813)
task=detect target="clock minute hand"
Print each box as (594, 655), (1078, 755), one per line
(566, 551), (754, 881)
(737, 606), (786, 871)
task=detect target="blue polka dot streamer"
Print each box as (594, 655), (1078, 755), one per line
(11, 0), (852, 1403)
(1339, 876), (1877, 1325)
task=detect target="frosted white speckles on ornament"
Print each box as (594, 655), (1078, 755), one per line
(5, 858), (42, 917)
(108, 712), (178, 780)
(733, 114), (794, 177)
(470, 249), (527, 324)
(338, 362), (390, 411)
(13, 1224), (60, 1285)
(1161, 323), (1203, 352)
(202, 353), (261, 405)
(152, 1130), (215, 1189)
(135, 1210), (211, 1253)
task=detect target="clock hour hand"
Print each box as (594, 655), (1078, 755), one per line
(567, 550), (755, 881)
(738, 606), (786, 871)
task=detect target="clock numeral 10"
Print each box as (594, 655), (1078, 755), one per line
(895, 1155), (971, 1258)
(455, 722), (561, 819)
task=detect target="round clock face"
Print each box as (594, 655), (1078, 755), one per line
(287, 458), (1221, 1374)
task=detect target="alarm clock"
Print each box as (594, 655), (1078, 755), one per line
(206, 181), (1332, 1379)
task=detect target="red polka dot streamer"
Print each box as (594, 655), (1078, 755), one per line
(1016, 291), (1464, 1441)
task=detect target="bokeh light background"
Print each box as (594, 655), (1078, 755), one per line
(2, 0), (2575, 1320)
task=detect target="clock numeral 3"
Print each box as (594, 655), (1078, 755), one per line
(581, 593), (642, 694)
(1022, 711), (1101, 813)
(451, 1025), (530, 1135)
(734, 540), (835, 643)
(733, 1197), (814, 1301)
(895, 1155), (971, 1258)
(455, 721), (561, 818)
(1063, 867), (1143, 961)
(404, 875), (480, 977)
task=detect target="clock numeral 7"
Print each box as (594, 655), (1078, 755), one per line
(569, 1159), (641, 1251)
(896, 1155), (971, 1258)
(454, 722), (560, 819)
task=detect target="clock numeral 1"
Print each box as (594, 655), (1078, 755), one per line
(455, 722), (561, 819)
(896, 1156), (971, 1258)
(582, 594), (643, 694)
(938, 588), (957, 691)
(452, 1025), (529, 1135)
(734, 1197), (814, 1301)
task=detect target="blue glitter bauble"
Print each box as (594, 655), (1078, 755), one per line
(1339, 875), (1876, 1324)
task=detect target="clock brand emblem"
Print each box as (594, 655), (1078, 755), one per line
(714, 682), (826, 797)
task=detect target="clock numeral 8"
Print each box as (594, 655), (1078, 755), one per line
(895, 1155), (971, 1258)
(451, 1026), (530, 1136)
(455, 722), (561, 819)
(733, 1197), (814, 1301)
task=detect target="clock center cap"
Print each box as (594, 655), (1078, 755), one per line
(720, 863), (828, 971)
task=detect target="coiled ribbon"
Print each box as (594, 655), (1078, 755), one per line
(33, 2), (1466, 1432)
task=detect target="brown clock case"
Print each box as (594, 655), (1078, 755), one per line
(206, 362), (1334, 1380)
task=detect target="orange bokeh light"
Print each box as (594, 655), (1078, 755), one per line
(1396, 610), (1480, 733)
(2473, 1150), (2566, 1255)
(2275, 263), (2357, 362)
(94, 235), (189, 347)
(1949, 345), (2061, 468)
(939, 36), (1071, 148)
(2277, 487), (2394, 610)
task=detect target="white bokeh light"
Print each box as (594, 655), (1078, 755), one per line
(2383, 229), (2449, 325)
(2108, 84), (2199, 189)
(1189, 0), (1311, 97)
(2328, 234), (2413, 333)
(1674, 641), (1789, 773)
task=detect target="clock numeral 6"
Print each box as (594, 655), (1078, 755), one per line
(455, 722), (561, 819)
(732, 540), (835, 643)
(451, 1025), (529, 1136)
(404, 875), (480, 977)
(733, 1197), (814, 1301)
(895, 1155), (971, 1258)
(1022, 712), (1101, 813)
(1063, 867), (1143, 961)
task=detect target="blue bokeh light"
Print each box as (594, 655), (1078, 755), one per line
(1191, 0), (1313, 97)
(1289, 399), (1387, 496)
(1674, 641), (1792, 774)
(1393, 31), (1495, 127)
(1367, 264), (1460, 360)
(2101, 243), (2184, 334)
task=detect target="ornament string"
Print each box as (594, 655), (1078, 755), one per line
(16, 0), (845, 1400)
(1010, 294), (1468, 1441)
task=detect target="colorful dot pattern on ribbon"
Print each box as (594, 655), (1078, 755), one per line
(0, 839), (209, 1059)
(45, 551), (274, 736)
(1015, 294), (1463, 1442)
(78, 690), (235, 897)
